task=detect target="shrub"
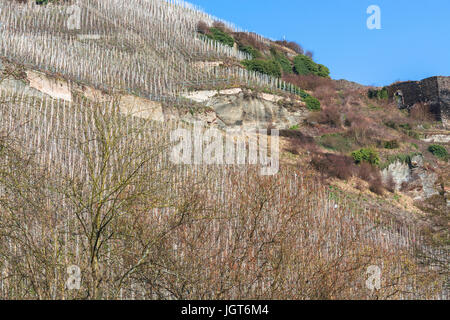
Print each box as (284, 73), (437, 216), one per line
(234, 32), (265, 51)
(351, 148), (380, 166)
(313, 85), (336, 107)
(383, 140), (399, 149)
(346, 120), (374, 146)
(294, 55), (317, 75)
(311, 153), (355, 180)
(318, 105), (341, 127)
(305, 96), (321, 111)
(206, 27), (235, 47)
(428, 144), (448, 160)
(368, 87), (388, 100)
(242, 59), (282, 78)
(287, 41), (304, 54)
(212, 21), (227, 31)
(281, 131), (316, 155)
(196, 21), (209, 34)
(378, 87), (388, 100)
(369, 176), (384, 195)
(358, 162), (375, 181)
(239, 45), (261, 59)
(275, 40), (304, 55)
(280, 130), (315, 143)
(317, 64), (330, 78)
(356, 162), (384, 195)
(293, 55), (329, 78)
(283, 74), (334, 92)
(271, 48), (293, 74)
(384, 173), (396, 193)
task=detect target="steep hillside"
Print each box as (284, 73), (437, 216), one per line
(0, 0), (448, 300)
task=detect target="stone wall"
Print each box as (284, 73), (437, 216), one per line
(437, 77), (450, 129)
(387, 76), (450, 128)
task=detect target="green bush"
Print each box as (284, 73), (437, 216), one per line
(304, 96), (321, 111)
(242, 59), (282, 78)
(239, 45), (261, 59)
(428, 144), (448, 160)
(383, 140), (399, 149)
(317, 64), (330, 78)
(293, 55), (317, 75)
(368, 87), (388, 100)
(293, 55), (330, 78)
(206, 27), (235, 47)
(351, 148), (380, 166)
(379, 88), (389, 100)
(271, 48), (293, 74)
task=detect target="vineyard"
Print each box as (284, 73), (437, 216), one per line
(0, 0), (298, 101)
(0, 0), (448, 299)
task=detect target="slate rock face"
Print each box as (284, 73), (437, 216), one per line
(381, 155), (440, 200)
(387, 76), (450, 128)
(205, 91), (308, 129)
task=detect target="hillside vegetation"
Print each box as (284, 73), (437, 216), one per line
(0, 0), (448, 300)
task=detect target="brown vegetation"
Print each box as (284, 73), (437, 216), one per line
(274, 40), (304, 55)
(311, 153), (355, 180)
(234, 32), (266, 51)
(283, 74), (335, 92)
(196, 21), (209, 34)
(0, 92), (445, 299)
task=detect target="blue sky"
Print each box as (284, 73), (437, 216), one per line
(187, 0), (450, 86)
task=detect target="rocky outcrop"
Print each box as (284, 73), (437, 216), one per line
(381, 155), (441, 200)
(26, 70), (72, 101)
(387, 76), (450, 128)
(3, 61), (307, 128)
(381, 161), (411, 191)
(182, 89), (308, 129)
(119, 95), (164, 121)
(422, 133), (450, 143)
